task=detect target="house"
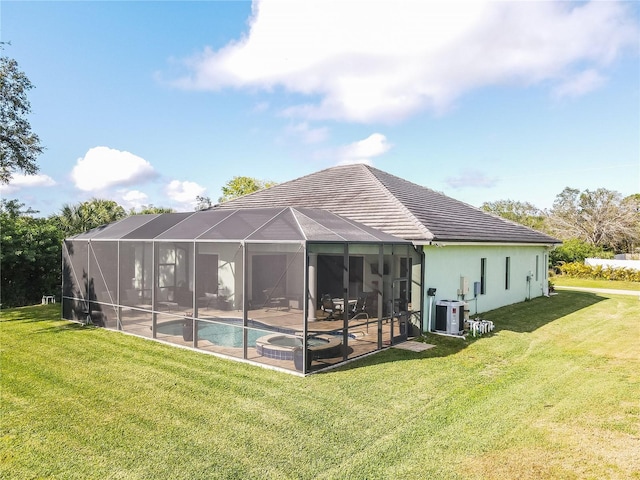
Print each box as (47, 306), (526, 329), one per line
(216, 164), (560, 320)
(62, 165), (558, 375)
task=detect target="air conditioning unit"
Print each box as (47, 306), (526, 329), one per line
(435, 300), (465, 335)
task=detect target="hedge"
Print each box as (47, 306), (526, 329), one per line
(558, 262), (640, 282)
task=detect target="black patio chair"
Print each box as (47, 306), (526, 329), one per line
(321, 294), (342, 320)
(349, 294), (367, 317)
(349, 294), (371, 321)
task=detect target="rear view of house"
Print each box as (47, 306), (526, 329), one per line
(62, 165), (558, 374)
(217, 164), (560, 321)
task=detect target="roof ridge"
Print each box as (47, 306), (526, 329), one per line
(363, 165), (435, 240)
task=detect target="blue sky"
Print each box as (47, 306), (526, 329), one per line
(2, 0), (639, 216)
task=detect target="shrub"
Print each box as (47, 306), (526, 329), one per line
(558, 262), (640, 282)
(550, 239), (614, 267)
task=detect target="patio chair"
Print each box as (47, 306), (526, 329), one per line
(198, 292), (218, 308)
(349, 294), (369, 319)
(157, 288), (178, 311)
(321, 294), (342, 320)
(262, 288), (287, 310)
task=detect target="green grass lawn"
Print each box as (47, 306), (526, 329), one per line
(2, 292), (639, 479)
(551, 276), (640, 291)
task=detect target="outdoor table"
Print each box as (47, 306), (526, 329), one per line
(41, 295), (55, 304)
(332, 298), (357, 311)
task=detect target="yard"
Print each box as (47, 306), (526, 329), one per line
(551, 275), (640, 291)
(2, 291), (639, 479)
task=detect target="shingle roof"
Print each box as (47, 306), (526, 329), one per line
(215, 164), (559, 244)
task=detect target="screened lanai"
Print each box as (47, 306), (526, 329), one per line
(62, 207), (422, 374)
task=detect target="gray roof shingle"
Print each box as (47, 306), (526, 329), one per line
(215, 164), (559, 244)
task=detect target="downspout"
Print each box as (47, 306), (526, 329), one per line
(117, 241), (122, 330)
(303, 242), (309, 374)
(418, 245), (425, 333)
(342, 242), (349, 362)
(60, 241), (64, 321)
(86, 239), (91, 325)
(151, 241), (156, 337)
(242, 240), (248, 360)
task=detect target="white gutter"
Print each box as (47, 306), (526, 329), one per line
(418, 241), (559, 248)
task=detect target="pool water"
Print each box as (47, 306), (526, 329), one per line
(268, 336), (328, 348)
(199, 323), (264, 348)
(156, 319), (266, 348)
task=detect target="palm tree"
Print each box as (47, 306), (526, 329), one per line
(53, 199), (126, 236)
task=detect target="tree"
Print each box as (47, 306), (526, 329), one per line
(53, 199), (127, 236)
(0, 45), (44, 184)
(218, 176), (277, 203)
(621, 194), (640, 253)
(480, 199), (546, 231)
(130, 205), (175, 215)
(1, 200), (62, 307)
(546, 187), (640, 253)
(549, 238), (614, 267)
(195, 195), (212, 211)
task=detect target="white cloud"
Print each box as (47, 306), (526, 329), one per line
(165, 180), (206, 210)
(118, 189), (149, 210)
(1, 173), (56, 194)
(446, 170), (498, 189)
(173, 0), (638, 123)
(337, 133), (392, 165)
(72, 146), (156, 192)
(552, 69), (606, 98)
(285, 122), (329, 144)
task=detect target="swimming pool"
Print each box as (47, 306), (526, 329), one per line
(156, 318), (267, 348)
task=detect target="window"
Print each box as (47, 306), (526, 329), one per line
(480, 258), (487, 295)
(505, 257), (511, 290)
(398, 257), (412, 310)
(196, 252), (218, 296)
(535, 255), (539, 281)
(157, 244), (189, 303)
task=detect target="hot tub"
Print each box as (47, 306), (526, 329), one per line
(255, 334), (342, 361)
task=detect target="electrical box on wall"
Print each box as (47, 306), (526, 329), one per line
(473, 281), (481, 297)
(458, 276), (469, 296)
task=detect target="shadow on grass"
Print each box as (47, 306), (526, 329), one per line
(0, 304), (99, 335)
(331, 291), (608, 373)
(0, 303), (62, 323)
(34, 322), (98, 335)
(487, 290), (606, 334)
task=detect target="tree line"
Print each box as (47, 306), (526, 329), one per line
(1, 175), (273, 308)
(0, 198), (172, 308)
(481, 189), (640, 265)
(1, 175), (274, 308)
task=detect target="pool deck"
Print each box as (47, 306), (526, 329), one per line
(99, 304), (404, 373)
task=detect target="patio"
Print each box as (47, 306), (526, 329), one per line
(62, 207), (422, 374)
